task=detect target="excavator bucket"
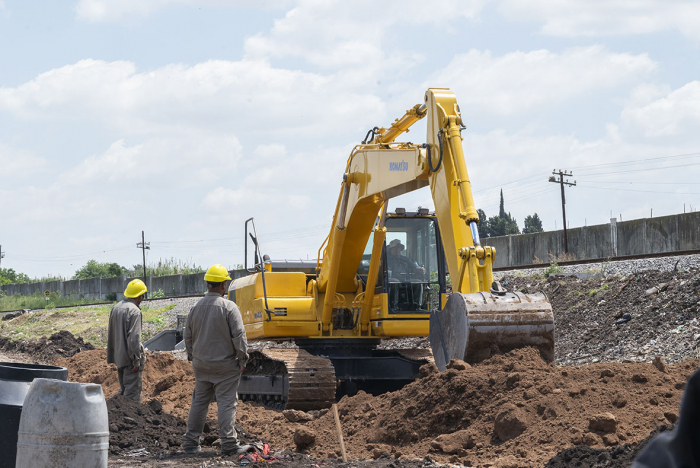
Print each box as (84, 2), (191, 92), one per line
(429, 291), (554, 371)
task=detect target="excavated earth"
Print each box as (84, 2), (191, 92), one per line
(0, 329), (94, 362)
(53, 346), (697, 467)
(3, 262), (700, 466)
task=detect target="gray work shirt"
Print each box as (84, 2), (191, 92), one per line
(107, 298), (146, 369)
(185, 292), (249, 374)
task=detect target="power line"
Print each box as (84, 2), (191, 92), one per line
(578, 184), (700, 195)
(570, 151), (700, 171)
(576, 161), (700, 178)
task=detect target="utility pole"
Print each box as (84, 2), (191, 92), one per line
(0, 245), (4, 267)
(548, 170), (576, 254)
(136, 231), (150, 293)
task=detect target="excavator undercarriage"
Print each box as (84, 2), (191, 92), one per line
(239, 340), (434, 410)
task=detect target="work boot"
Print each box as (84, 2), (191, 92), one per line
(221, 444), (252, 456)
(184, 445), (202, 454)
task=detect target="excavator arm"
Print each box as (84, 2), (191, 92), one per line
(316, 88), (554, 366)
(317, 89), (493, 314)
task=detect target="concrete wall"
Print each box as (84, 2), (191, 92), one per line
(2, 212), (699, 297)
(489, 211), (699, 268)
(0, 269), (253, 301)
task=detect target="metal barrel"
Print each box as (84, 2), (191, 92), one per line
(430, 291), (554, 371)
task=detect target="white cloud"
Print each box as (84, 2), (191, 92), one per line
(622, 81), (700, 136)
(0, 59), (384, 137)
(75, 0), (293, 22)
(252, 144), (286, 161)
(62, 134), (243, 185)
(0, 143), (46, 178)
(244, 0), (487, 71)
(497, 0), (700, 40)
(426, 46), (657, 115)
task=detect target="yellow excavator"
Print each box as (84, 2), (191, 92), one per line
(230, 88), (554, 410)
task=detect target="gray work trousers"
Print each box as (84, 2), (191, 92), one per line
(117, 366), (143, 403)
(182, 368), (241, 451)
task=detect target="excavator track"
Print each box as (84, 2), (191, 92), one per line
(238, 349), (336, 411)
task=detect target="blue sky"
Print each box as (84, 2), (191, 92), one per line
(1, 0), (700, 278)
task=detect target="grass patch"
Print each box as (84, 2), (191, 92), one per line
(0, 291), (111, 312)
(1, 303), (176, 348)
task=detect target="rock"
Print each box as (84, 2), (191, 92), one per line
(615, 313), (632, 324)
(645, 283), (668, 296)
(602, 433), (619, 446)
(430, 429), (475, 454)
(446, 359), (470, 371)
(147, 399), (163, 414)
(600, 369), (615, 378)
(506, 373), (521, 388)
(589, 413), (617, 433)
(582, 432), (600, 446)
(123, 416), (137, 425)
(652, 356), (668, 373)
(284, 409), (313, 423)
(293, 427), (316, 450)
(372, 445), (392, 459)
(664, 412), (678, 423)
(632, 374), (649, 383)
(494, 404), (527, 441)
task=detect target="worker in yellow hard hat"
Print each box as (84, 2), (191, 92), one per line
(106, 279), (148, 403)
(183, 264), (250, 456)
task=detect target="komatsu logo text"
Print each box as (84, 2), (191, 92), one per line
(389, 160), (409, 171)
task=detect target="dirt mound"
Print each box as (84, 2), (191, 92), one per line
(56, 349), (285, 438)
(57, 349), (200, 419)
(108, 396), (186, 454)
(60, 346), (698, 466)
(282, 348), (696, 467)
(503, 268), (700, 365)
(545, 424), (673, 467)
(0, 330), (94, 363)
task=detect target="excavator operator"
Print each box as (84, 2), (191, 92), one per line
(387, 239), (425, 280)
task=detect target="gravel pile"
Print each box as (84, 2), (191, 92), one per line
(495, 253), (700, 279)
(143, 297), (200, 329)
(503, 268), (700, 366)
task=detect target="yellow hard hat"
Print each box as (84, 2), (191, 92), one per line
(204, 264), (232, 282)
(124, 279), (147, 298)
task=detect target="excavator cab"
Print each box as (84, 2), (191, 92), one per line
(357, 210), (446, 315)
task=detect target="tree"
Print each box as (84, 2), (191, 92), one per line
(72, 260), (128, 279)
(477, 209), (488, 238)
(499, 189), (506, 217)
(487, 213), (520, 237)
(0, 268), (31, 285)
(523, 213), (544, 233)
(486, 189), (520, 237)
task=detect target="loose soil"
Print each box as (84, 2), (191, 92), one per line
(107, 396), (187, 454)
(0, 330), (94, 363)
(545, 424), (673, 467)
(58, 346), (698, 467)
